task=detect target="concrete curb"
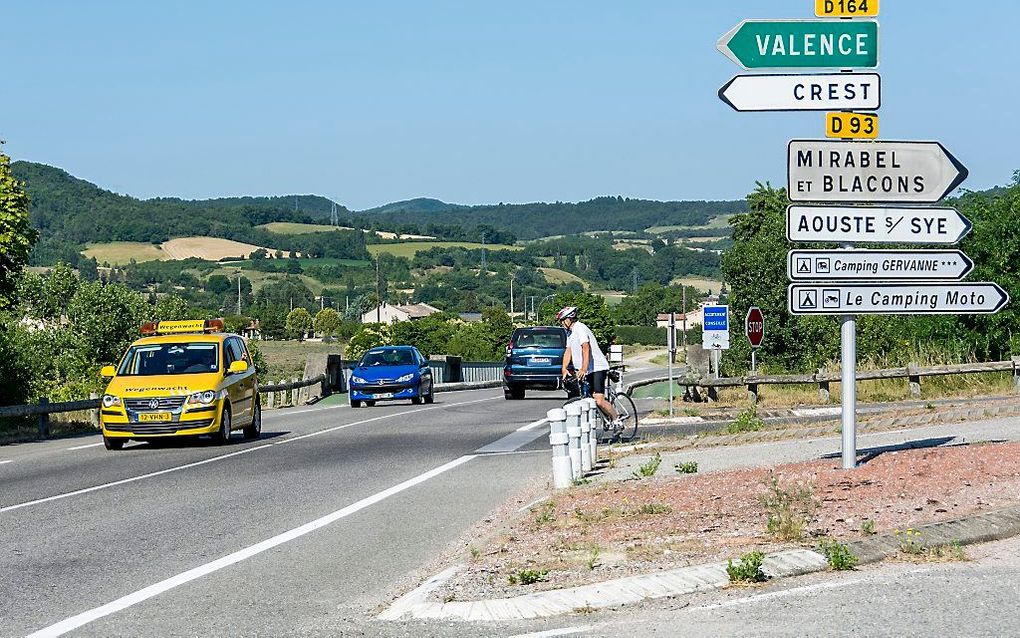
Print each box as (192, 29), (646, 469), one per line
(379, 505), (1020, 622)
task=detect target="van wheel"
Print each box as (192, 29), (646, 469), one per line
(213, 404), (232, 445)
(243, 402), (262, 440)
(104, 436), (125, 450)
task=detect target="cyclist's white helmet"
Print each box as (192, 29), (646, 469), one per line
(556, 306), (578, 321)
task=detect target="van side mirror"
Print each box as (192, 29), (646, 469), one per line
(228, 360), (249, 374)
(100, 365), (116, 378)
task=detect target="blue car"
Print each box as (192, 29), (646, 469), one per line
(503, 326), (569, 400)
(349, 346), (434, 407)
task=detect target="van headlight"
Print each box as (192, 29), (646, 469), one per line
(396, 373), (415, 383)
(188, 390), (218, 405)
(102, 394), (121, 408)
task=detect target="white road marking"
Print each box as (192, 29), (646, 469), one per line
(1, 396), (501, 514)
(0, 459), (13, 465)
(689, 577), (867, 612)
(67, 442), (103, 450)
(474, 418), (548, 454)
(508, 627), (592, 638)
(26, 455), (477, 638)
(517, 417), (549, 432)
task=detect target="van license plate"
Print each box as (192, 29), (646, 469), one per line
(138, 412), (172, 423)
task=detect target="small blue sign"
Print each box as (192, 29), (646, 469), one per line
(702, 305), (729, 331)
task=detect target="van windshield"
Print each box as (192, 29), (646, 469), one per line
(117, 343), (220, 376)
(514, 330), (566, 348)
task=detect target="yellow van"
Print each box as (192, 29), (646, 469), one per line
(99, 319), (260, 450)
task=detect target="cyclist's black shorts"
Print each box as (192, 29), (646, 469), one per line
(587, 370), (608, 395)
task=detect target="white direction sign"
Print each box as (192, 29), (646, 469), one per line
(788, 140), (968, 203)
(788, 249), (974, 281)
(788, 283), (1008, 315)
(787, 205), (971, 244)
(719, 73), (880, 112)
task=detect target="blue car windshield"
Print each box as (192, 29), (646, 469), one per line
(360, 349), (415, 367)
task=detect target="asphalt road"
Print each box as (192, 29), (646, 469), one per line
(1, 365), (666, 637)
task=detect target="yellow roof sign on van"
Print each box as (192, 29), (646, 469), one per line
(141, 319), (225, 336)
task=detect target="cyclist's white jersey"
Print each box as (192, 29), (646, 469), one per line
(567, 321), (610, 373)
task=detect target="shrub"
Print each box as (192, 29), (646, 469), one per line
(508, 569), (549, 585)
(615, 325), (668, 346)
(675, 461), (699, 474)
(760, 472), (817, 540)
(727, 551), (767, 583)
(632, 453), (662, 478)
(727, 406), (765, 434)
(819, 540), (858, 570)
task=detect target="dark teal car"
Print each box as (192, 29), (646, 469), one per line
(502, 326), (568, 400)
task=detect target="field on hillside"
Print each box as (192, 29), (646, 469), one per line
(200, 267), (327, 296)
(368, 241), (522, 258)
(83, 242), (167, 265)
(259, 222), (341, 235)
(673, 276), (724, 293)
(161, 237), (274, 261)
(539, 267), (587, 288)
(646, 214), (734, 234)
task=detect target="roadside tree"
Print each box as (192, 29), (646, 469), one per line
(0, 150), (37, 307)
(314, 307), (342, 339)
(285, 307), (313, 340)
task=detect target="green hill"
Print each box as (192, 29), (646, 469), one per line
(359, 197), (466, 215)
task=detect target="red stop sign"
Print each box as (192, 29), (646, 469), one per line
(745, 307), (764, 348)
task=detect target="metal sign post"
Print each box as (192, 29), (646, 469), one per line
(667, 313), (676, 417)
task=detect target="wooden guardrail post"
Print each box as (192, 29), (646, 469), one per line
(706, 384), (718, 402)
(746, 381), (758, 405)
(817, 369), (830, 403)
(38, 397), (50, 439)
(1012, 357), (1020, 394)
(908, 362), (922, 397)
(291, 377), (299, 406)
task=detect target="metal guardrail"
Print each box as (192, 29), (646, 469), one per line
(627, 357), (1020, 404)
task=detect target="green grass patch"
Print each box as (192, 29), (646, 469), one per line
(367, 241), (522, 258)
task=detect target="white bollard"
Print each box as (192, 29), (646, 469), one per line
(567, 411), (583, 481)
(578, 404), (592, 472)
(547, 408), (572, 489)
(582, 398), (599, 456)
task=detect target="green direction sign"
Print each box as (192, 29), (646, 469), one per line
(717, 20), (878, 70)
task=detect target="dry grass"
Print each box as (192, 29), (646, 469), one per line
(257, 340), (346, 380)
(660, 371), (1015, 409)
(539, 267), (588, 287)
(161, 237), (276, 261)
(83, 242), (167, 265)
(671, 276), (724, 293)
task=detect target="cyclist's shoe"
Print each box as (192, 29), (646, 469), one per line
(610, 417), (625, 431)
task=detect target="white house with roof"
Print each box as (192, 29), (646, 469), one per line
(361, 302), (442, 324)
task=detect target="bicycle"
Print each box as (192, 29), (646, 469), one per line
(562, 366), (638, 442)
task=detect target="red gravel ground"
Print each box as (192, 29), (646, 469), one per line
(443, 440), (1020, 599)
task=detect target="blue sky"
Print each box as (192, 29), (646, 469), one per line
(4, 1), (1017, 209)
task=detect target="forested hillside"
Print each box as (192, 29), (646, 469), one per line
(358, 196), (746, 240)
(12, 162), (369, 266)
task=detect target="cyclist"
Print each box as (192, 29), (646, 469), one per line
(557, 306), (620, 426)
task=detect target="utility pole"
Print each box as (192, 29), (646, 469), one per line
(632, 267), (638, 293)
(376, 258), (382, 323)
(481, 231), (487, 273)
(509, 274), (514, 315)
(681, 287), (687, 350)
(237, 270), (242, 315)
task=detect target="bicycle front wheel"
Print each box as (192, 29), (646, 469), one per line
(612, 393), (638, 442)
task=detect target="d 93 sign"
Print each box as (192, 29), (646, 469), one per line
(825, 112), (878, 139)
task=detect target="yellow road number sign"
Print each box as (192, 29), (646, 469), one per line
(815, 0), (879, 17)
(825, 112), (878, 139)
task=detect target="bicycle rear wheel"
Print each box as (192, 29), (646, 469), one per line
(612, 393), (638, 442)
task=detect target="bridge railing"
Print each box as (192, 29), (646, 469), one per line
(626, 357), (1020, 404)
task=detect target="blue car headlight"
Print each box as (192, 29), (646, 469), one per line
(396, 373), (416, 383)
(351, 375), (367, 385)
